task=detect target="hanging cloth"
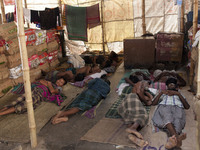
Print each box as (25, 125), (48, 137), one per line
(31, 10), (40, 24)
(40, 7), (60, 30)
(23, 8), (31, 23)
(87, 3), (100, 28)
(65, 5), (88, 42)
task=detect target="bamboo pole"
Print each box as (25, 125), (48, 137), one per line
(180, 0), (184, 33)
(197, 36), (200, 96)
(58, 0), (63, 27)
(24, 0), (29, 28)
(101, 0), (105, 56)
(142, 0), (146, 35)
(0, 0), (6, 23)
(190, 0), (198, 86)
(16, 0), (37, 148)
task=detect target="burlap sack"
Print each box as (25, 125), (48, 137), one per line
(0, 22), (17, 40)
(9, 64), (23, 79)
(12, 68), (42, 85)
(7, 52), (21, 68)
(0, 79), (13, 96)
(0, 54), (7, 67)
(0, 67), (9, 81)
(30, 68), (42, 81)
(35, 29), (46, 45)
(27, 45), (36, 58)
(4, 38), (20, 55)
(47, 40), (59, 52)
(36, 42), (48, 55)
(11, 76), (23, 86)
(25, 29), (36, 46)
(38, 62), (50, 72)
(49, 59), (60, 69)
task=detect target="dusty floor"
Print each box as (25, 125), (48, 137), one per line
(0, 63), (198, 150)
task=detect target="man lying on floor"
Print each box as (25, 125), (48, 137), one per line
(117, 76), (154, 148)
(152, 77), (190, 149)
(43, 65), (101, 83)
(51, 75), (110, 125)
(0, 77), (67, 116)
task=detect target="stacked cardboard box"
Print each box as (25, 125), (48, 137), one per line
(0, 22), (61, 95)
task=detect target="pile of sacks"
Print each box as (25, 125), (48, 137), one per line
(0, 22), (61, 96)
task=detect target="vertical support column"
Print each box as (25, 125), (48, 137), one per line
(180, 0), (185, 33)
(16, 0), (37, 148)
(190, 0), (198, 86)
(101, 0), (105, 56)
(0, 0), (6, 23)
(142, 0), (146, 35)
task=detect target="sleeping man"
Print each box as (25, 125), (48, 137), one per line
(51, 75), (110, 125)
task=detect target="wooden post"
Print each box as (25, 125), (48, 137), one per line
(190, 0), (198, 85)
(0, 0), (6, 23)
(24, 0), (29, 28)
(180, 0), (184, 33)
(197, 36), (200, 96)
(16, 0), (37, 148)
(101, 0), (105, 56)
(142, 0), (146, 35)
(58, 0), (63, 27)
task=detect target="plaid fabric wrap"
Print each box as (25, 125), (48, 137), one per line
(149, 82), (167, 90)
(105, 86), (151, 119)
(118, 93), (149, 127)
(11, 82), (41, 94)
(67, 89), (102, 111)
(7, 87), (44, 114)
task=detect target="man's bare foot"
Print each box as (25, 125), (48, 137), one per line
(177, 133), (187, 147)
(126, 128), (143, 139)
(165, 135), (177, 149)
(51, 111), (63, 124)
(179, 133), (186, 140)
(52, 117), (68, 125)
(128, 134), (148, 147)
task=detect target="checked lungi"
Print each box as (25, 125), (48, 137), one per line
(117, 93), (148, 127)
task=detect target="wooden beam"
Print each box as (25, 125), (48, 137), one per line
(0, 0), (6, 23)
(180, 0), (184, 33)
(190, 0), (198, 86)
(101, 0), (105, 55)
(142, 0), (146, 35)
(16, 0), (37, 148)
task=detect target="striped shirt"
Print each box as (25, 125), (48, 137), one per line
(155, 92), (186, 108)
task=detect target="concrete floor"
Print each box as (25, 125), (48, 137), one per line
(0, 63), (198, 150)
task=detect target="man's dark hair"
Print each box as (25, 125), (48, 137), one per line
(96, 55), (105, 65)
(75, 73), (86, 81)
(104, 59), (113, 68)
(129, 75), (140, 84)
(83, 56), (93, 64)
(57, 76), (68, 85)
(166, 77), (177, 86)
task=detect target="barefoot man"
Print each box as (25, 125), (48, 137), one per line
(152, 77), (190, 149)
(117, 81), (152, 147)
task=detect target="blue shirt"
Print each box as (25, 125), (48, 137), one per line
(88, 78), (110, 98)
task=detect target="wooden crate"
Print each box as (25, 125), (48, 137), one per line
(124, 37), (155, 69)
(156, 32), (184, 63)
